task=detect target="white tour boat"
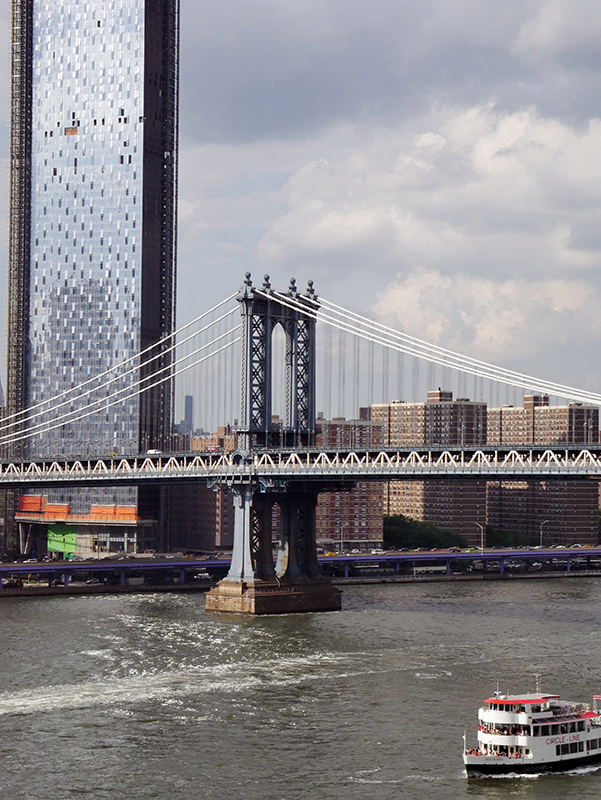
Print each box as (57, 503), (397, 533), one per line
(464, 688), (601, 776)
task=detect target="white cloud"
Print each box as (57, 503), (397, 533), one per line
(257, 105), (601, 286)
(514, 0), (601, 60)
(373, 270), (601, 392)
(175, 104), (601, 385)
(375, 270), (599, 356)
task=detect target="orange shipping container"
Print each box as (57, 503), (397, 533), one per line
(90, 505), (116, 517)
(19, 496), (44, 512)
(115, 506), (137, 517)
(44, 504), (70, 517)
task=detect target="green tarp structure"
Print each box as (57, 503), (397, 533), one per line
(47, 524), (77, 556)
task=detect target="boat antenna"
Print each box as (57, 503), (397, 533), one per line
(535, 673), (541, 694)
(495, 679), (500, 698)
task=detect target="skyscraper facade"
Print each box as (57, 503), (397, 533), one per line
(7, 0), (179, 552)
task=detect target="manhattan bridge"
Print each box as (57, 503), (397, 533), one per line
(2, 273), (601, 612)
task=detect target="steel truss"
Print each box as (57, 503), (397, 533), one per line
(2, 446), (601, 487)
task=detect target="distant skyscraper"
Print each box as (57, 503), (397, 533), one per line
(7, 0), (179, 552)
(184, 394), (193, 434)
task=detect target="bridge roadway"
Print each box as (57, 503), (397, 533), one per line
(2, 445), (601, 488)
(1, 547), (600, 591)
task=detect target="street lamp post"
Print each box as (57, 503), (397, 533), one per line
(540, 519), (550, 547)
(475, 522), (485, 552)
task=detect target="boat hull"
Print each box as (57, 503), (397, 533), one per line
(465, 750), (601, 777)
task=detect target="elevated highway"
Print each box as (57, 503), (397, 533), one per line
(1, 547), (600, 593)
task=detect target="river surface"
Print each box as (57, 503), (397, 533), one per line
(2, 579), (601, 799)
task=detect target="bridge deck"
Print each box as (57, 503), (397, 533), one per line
(2, 445), (601, 487)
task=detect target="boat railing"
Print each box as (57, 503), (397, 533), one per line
(549, 704), (588, 716)
(479, 724), (530, 737)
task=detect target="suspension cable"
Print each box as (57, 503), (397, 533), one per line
(0, 305), (239, 435)
(1, 293), (239, 429)
(319, 296), (601, 404)
(2, 331), (241, 447)
(259, 289), (601, 406)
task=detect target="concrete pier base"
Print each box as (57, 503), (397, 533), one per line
(205, 578), (342, 615)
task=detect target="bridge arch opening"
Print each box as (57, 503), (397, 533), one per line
(270, 323), (289, 439)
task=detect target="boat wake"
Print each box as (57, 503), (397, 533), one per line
(468, 763), (601, 780)
(0, 652), (388, 717)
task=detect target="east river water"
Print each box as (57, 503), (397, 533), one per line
(2, 579), (601, 800)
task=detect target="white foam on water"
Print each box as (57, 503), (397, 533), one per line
(0, 651), (372, 717)
(80, 649), (116, 660)
(414, 672), (452, 680)
(563, 764), (601, 776)
(470, 762), (601, 780)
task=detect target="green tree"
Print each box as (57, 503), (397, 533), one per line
(383, 515), (467, 550)
(485, 526), (537, 548)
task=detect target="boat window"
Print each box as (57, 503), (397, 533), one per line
(561, 744), (569, 755)
(578, 741), (584, 752)
(551, 724), (559, 734)
(569, 722), (577, 733)
(541, 725), (550, 736)
(577, 721), (585, 731)
(570, 742), (578, 754)
(591, 739), (598, 750)
(532, 728), (539, 737)
(560, 723), (568, 734)
(587, 741), (591, 752)
(556, 745), (561, 756)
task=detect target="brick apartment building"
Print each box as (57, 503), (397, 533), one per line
(486, 479), (599, 545)
(315, 417), (384, 551)
(488, 395), (598, 446)
(486, 395), (599, 544)
(371, 391), (599, 547)
(371, 390), (488, 545)
(166, 426), (238, 553)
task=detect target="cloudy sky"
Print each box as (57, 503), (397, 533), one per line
(2, 0), (601, 401)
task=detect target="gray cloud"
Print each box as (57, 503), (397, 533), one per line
(1, 0), (601, 395)
(180, 0), (601, 144)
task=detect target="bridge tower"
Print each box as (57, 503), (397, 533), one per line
(206, 274), (342, 614)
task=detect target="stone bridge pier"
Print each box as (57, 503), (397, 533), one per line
(206, 273), (341, 614)
(205, 482), (341, 614)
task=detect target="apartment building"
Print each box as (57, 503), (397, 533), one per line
(315, 418), (384, 551)
(488, 395), (598, 446)
(372, 391), (488, 545)
(487, 396), (599, 543)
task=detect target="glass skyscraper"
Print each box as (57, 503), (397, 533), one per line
(7, 0), (178, 550)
